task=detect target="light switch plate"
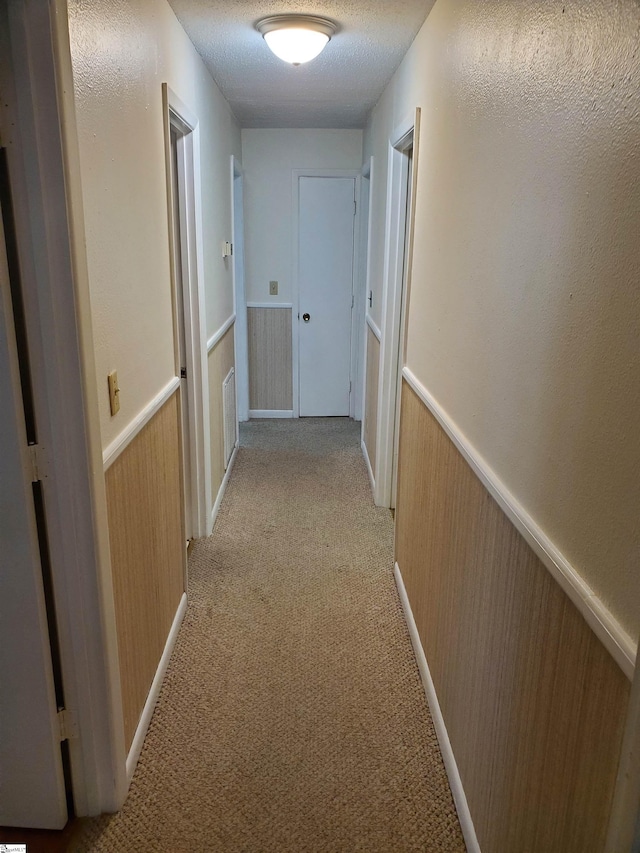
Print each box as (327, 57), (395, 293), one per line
(108, 370), (120, 416)
(269, 280), (278, 295)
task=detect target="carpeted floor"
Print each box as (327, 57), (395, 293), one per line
(71, 418), (465, 852)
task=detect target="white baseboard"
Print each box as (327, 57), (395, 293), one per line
(249, 409), (294, 419)
(126, 591), (187, 782)
(210, 441), (238, 533)
(394, 563), (481, 853)
(361, 438), (375, 493)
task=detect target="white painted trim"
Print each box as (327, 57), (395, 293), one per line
(363, 156), (376, 323)
(291, 169), (363, 178)
(375, 117), (416, 509)
(186, 103), (211, 540)
(402, 366), (636, 678)
(163, 88), (197, 133)
(246, 302), (293, 310)
(230, 157), (240, 322)
(361, 438), (375, 494)
(360, 156), (376, 449)
(365, 313), (381, 342)
(360, 309), (369, 449)
(207, 313), (235, 353)
(394, 564), (481, 853)
(350, 175), (364, 420)
(125, 592), (187, 783)
(391, 113), (416, 153)
(249, 409), (294, 419)
(164, 84), (211, 540)
(231, 158), (249, 423)
(291, 175), (301, 418)
(353, 156), (373, 422)
(209, 442), (238, 533)
(102, 377), (180, 470)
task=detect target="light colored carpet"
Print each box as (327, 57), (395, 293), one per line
(72, 418), (465, 852)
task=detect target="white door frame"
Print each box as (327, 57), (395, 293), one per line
(375, 110), (420, 507)
(390, 143), (415, 510)
(168, 124), (194, 546)
(162, 85), (211, 539)
(357, 156), (374, 429)
(361, 156), (377, 459)
(352, 158), (372, 422)
(1, 0), (127, 816)
(231, 156), (249, 422)
(291, 169), (361, 418)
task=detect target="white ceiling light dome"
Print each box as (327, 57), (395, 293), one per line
(256, 15), (337, 65)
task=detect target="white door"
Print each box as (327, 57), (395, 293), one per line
(0, 202), (68, 829)
(298, 177), (356, 416)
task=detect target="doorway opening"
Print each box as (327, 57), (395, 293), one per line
(375, 109), (420, 509)
(169, 124), (192, 546)
(163, 85), (210, 542)
(390, 145), (413, 509)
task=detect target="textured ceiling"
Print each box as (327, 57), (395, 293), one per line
(166, 0), (435, 128)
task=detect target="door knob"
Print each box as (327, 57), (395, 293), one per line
(302, 313), (310, 322)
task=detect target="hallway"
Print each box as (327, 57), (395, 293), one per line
(2, 1), (638, 847)
(71, 419), (464, 852)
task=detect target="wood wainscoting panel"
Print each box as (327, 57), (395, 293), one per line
(363, 327), (379, 472)
(105, 389), (186, 750)
(247, 307), (292, 411)
(395, 379), (630, 853)
(208, 324), (235, 498)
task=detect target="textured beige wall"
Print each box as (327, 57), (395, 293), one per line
(365, 0), (640, 640)
(241, 129), (363, 304)
(362, 97), (394, 332)
(67, 0), (241, 448)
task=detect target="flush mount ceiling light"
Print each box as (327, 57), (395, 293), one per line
(256, 15), (336, 66)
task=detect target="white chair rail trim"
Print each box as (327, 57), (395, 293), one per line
(365, 313), (382, 341)
(246, 302), (293, 310)
(207, 313), (236, 353)
(402, 365), (636, 679)
(102, 376), (181, 471)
